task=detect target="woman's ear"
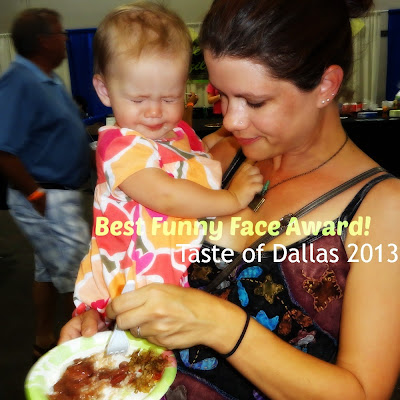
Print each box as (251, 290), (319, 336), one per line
(317, 65), (344, 108)
(93, 74), (111, 107)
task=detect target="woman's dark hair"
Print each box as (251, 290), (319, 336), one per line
(199, 0), (373, 91)
(11, 8), (60, 58)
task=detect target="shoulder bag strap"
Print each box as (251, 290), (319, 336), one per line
(205, 166), (387, 292)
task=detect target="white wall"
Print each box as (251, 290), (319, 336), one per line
(0, 0), (213, 32)
(374, 0), (400, 11)
(1, 0), (398, 103)
(0, 0), (27, 33)
(0, 0), (213, 100)
(1, 0), (398, 32)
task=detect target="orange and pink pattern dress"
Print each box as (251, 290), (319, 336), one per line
(73, 121), (221, 318)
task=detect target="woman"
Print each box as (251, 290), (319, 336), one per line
(207, 82), (222, 115)
(60, 0), (400, 398)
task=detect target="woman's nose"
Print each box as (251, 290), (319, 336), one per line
(222, 103), (248, 132)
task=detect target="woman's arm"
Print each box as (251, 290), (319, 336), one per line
(208, 92), (221, 105)
(205, 135), (240, 173)
(108, 257), (399, 400)
(201, 125), (231, 152)
(230, 183), (400, 399)
(118, 162), (263, 218)
(108, 285), (364, 400)
(107, 180), (400, 399)
(182, 92), (198, 127)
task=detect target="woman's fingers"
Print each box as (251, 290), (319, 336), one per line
(117, 284), (181, 329)
(105, 283), (232, 351)
(106, 283), (167, 332)
(106, 284), (151, 319)
(106, 284), (202, 345)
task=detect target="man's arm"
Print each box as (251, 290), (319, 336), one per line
(0, 151), (46, 215)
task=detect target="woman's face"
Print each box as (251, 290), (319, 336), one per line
(204, 51), (321, 161)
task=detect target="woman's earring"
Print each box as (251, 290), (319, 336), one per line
(322, 100), (326, 104)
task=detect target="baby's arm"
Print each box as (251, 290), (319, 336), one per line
(119, 161), (263, 218)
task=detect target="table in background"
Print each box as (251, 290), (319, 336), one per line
(341, 117), (400, 177)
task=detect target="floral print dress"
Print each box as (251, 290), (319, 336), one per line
(74, 121), (221, 317)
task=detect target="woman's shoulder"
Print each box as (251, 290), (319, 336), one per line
(336, 142), (400, 219)
(359, 174), (400, 209)
(352, 174), (400, 242)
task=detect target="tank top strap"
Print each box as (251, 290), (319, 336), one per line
(221, 149), (245, 188)
(339, 172), (396, 242)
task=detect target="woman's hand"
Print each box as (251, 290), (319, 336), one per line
(186, 92), (198, 106)
(58, 309), (107, 344)
(106, 283), (244, 352)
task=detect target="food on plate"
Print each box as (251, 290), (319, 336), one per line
(48, 348), (169, 400)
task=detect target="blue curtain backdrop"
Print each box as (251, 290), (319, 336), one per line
(66, 28), (112, 121)
(386, 9), (400, 100)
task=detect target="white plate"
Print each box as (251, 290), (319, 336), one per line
(25, 331), (177, 400)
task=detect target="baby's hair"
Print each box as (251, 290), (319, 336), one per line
(94, 1), (192, 76)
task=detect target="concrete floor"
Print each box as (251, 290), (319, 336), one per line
(0, 195), (399, 400)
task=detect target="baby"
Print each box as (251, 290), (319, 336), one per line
(73, 2), (262, 319)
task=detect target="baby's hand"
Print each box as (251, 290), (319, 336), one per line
(58, 309), (107, 344)
(228, 162), (263, 209)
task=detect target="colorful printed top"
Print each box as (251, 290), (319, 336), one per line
(175, 173), (395, 400)
(206, 83), (222, 115)
(74, 121), (221, 317)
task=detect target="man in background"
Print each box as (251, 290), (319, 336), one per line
(0, 8), (90, 360)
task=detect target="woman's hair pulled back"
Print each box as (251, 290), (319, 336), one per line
(200, 0), (373, 91)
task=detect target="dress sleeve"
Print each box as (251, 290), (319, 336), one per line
(73, 238), (114, 323)
(98, 128), (161, 198)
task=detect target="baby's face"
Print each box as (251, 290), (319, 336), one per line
(103, 53), (187, 140)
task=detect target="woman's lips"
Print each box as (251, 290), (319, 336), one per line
(235, 136), (260, 146)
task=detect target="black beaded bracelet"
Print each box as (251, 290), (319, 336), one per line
(220, 313), (251, 359)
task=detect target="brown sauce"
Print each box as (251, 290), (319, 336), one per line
(49, 349), (168, 400)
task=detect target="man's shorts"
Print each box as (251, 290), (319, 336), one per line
(7, 188), (90, 293)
